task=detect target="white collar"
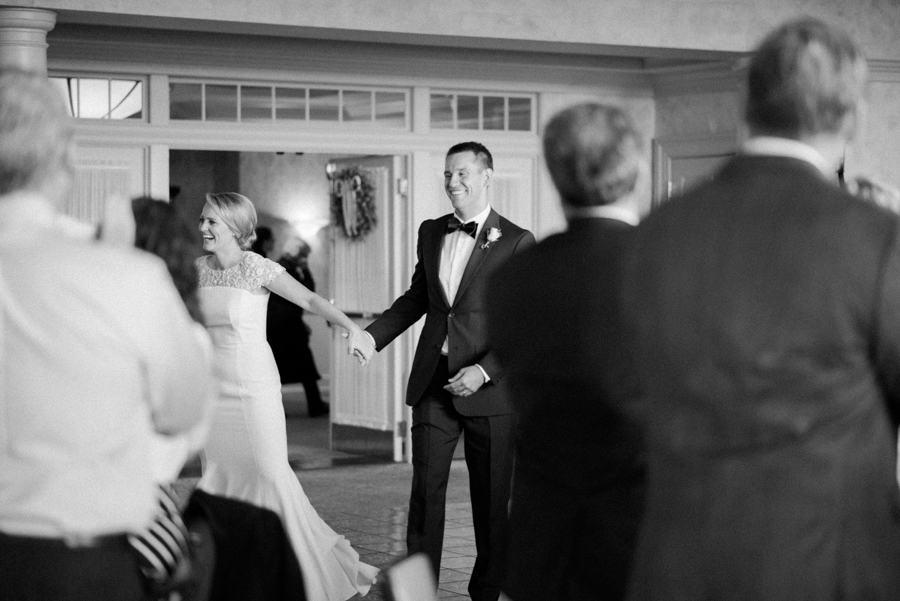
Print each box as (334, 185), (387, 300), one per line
(455, 204), (492, 227)
(0, 192), (96, 242)
(741, 137), (834, 178)
(563, 203), (639, 226)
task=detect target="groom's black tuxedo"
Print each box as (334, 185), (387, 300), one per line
(367, 208), (534, 600)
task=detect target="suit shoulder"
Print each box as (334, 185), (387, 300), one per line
(419, 214), (452, 233)
(496, 214), (530, 236)
(495, 217), (535, 252)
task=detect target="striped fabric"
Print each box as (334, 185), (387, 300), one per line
(128, 484), (191, 586)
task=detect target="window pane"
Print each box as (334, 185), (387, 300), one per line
(275, 87), (306, 120)
(50, 77), (76, 117)
(170, 83), (203, 120)
(374, 91), (406, 128)
(309, 89), (339, 121)
(430, 94), (454, 129)
(457, 95), (479, 130)
(342, 90), (371, 122)
(206, 85), (237, 121)
(241, 86), (273, 122)
(78, 78), (109, 119)
(508, 97), (532, 131)
(483, 96), (505, 131)
(109, 79), (143, 120)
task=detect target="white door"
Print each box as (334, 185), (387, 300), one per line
(487, 155), (537, 235)
(329, 155), (410, 461)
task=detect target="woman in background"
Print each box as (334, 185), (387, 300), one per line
(267, 236), (329, 417)
(196, 192), (377, 600)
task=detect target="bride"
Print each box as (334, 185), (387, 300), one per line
(195, 192), (378, 600)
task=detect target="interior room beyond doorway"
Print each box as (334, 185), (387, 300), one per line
(171, 148), (337, 410)
(171, 149), (393, 468)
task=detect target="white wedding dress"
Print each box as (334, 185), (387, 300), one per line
(196, 251), (378, 600)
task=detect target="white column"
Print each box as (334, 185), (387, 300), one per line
(0, 7), (56, 75)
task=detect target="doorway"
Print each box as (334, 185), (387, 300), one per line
(170, 149), (406, 468)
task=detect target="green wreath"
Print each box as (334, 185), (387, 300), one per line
(330, 167), (377, 241)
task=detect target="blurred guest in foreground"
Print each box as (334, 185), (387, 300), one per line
(487, 103), (647, 601)
(131, 196), (216, 600)
(0, 69), (212, 601)
(622, 18), (900, 600)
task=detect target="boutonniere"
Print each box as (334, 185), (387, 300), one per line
(481, 227), (502, 249)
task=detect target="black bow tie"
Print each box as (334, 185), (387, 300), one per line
(446, 217), (477, 238)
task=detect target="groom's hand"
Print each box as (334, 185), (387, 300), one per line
(444, 366), (486, 397)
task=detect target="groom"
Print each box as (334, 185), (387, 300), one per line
(366, 141), (534, 600)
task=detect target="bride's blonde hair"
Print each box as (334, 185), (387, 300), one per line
(204, 192), (258, 250)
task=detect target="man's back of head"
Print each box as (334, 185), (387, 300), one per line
(745, 17), (868, 142)
(0, 69), (73, 203)
(542, 103), (643, 209)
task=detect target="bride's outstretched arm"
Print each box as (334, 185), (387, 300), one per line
(266, 271), (374, 365)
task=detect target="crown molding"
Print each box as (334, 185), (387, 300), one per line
(651, 60), (744, 97)
(652, 57), (900, 96)
(48, 24), (657, 96)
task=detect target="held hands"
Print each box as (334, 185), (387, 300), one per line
(342, 327), (375, 366)
(443, 365), (486, 397)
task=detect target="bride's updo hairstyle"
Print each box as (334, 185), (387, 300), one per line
(205, 192), (258, 250)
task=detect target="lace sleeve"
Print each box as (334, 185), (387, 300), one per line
(241, 252), (285, 289)
(195, 256), (211, 287)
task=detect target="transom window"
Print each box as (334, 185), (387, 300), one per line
(169, 80), (409, 128)
(430, 92), (534, 132)
(50, 75), (145, 120)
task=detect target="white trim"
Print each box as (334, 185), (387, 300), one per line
(70, 119), (541, 156)
(149, 144), (169, 199)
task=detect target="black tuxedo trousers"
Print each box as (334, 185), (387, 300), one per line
(409, 355), (514, 601)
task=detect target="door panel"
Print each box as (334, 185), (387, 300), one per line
(652, 134), (736, 208)
(64, 145), (147, 224)
(487, 155), (536, 234)
(330, 155), (409, 461)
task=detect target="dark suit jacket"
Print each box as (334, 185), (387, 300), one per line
(367, 208), (535, 416)
(267, 259), (320, 384)
(185, 490), (307, 601)
(486, 217), (645, 491)
(623, 154), (900, 600)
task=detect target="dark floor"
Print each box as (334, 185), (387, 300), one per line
(178, 402), (476, 600)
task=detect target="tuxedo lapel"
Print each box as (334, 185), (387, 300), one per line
(453, 209), (500, 307)
(431, 216), (452, 309)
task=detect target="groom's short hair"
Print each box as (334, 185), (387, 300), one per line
(447, 141), (493, 171)
(543, 103), (643, 207)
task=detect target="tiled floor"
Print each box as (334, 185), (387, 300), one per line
(304, 461), (476, 600)
(179, 414), (476, 600)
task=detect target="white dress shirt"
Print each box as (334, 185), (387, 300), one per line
(0, 193), (212, 541)
(439, 204), (491, 308)
(741, 136), (835, 178)
(563, 203), (640, 225)
(439, 204), (492, 381)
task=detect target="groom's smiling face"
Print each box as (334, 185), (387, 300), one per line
(444, 150), (492, 220)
